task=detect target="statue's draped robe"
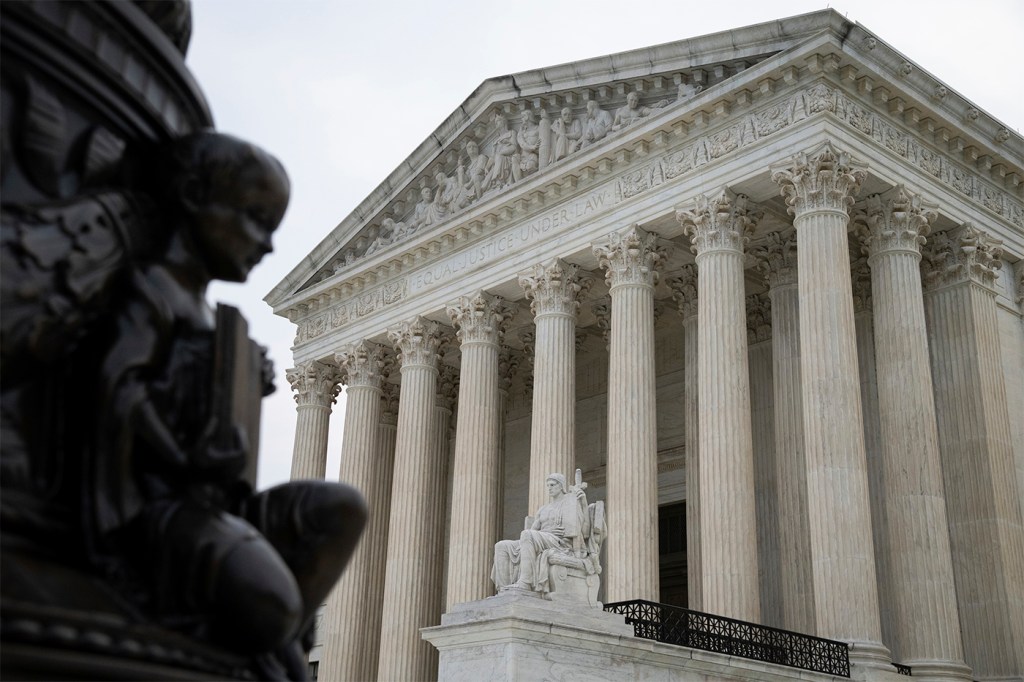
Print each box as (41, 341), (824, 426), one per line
(492, 492), (587, 594)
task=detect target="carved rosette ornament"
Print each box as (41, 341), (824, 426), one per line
(854, 185), (937, 261)
(746, 293), (772, 345)
(334, 340), (387, 389)
(518, 259), (590, 317)
(387, 316), (446, 369)
(286, 360), (343, 408)
(921, 223), (1003, 292)
(667, 264), (699, 319)
(751, 230), (798, 289)
(446, 291), (518, 347)
(677, 192), (761, 257)
(771, 142), (868, 216)
(592, 225), (667, 288)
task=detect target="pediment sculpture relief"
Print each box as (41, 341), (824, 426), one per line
(492, 469), (606, 608)
(327, 82), (706, 279)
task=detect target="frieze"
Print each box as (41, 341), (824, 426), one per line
(293, 80), (1022, 345)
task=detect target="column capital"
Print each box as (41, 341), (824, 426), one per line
(676, 191), (761, 257)
(498, 346), (521, 394)
(746, 293), (772, 345)
(851, 256), (873, 313)
(751, 230), (798, 289)
(286, 360), (342, 408)
(855, 185), (937, 261)
(922, 223), (1003, 292)
(593, 224), (668, 288)
(667, 264), (698, 319)
(334, 340), (388, 389)
(518, 259), (591, 317)
(388, 316), (446, 369)
(380, 381), (400, 426)
(771, 141), (867, 216)
(436, 363), (459, 412)
(447, 291), (518, 347)
(591, 296), (611, 345)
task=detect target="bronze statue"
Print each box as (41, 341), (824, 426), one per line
(1, 3), (365, 679)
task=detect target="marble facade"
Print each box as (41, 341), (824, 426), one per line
(268, 10), (1024, 681)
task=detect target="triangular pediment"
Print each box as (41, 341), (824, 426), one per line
(266, 8), (1023, 314)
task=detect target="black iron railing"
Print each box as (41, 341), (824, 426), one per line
(894, 663), (912, 675)
(604, 599), (850, 677)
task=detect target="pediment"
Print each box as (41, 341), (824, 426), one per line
(267, 9), (1024, 314)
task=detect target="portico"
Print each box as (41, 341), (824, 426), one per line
(268, 10), (1024, 681)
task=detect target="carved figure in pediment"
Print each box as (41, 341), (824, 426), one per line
(492, 469), (605, 607)
(431, 170), (470, 222)
(612, 91), (669, 131)
(462, 140), (490, 201)
(580, 100), (614, 148)
(677, 82), (704, 101)
(410, 186), (435, 230)
(537, 109), (552, 169)
(484, 113), (520, 192)
(517, 109), (541, 175)
(550, 107), (583, 163)
(366, 216), (407, 255)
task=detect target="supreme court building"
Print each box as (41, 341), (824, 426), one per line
(266, 10), (1024, 681)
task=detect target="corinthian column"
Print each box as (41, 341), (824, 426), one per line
(856, 187), (968, 677)
(593, 226), (666, 603)
(668, 265), (701, 611)
(318, 342), (386, 682)
(677, 192), (760, 622)
(922, 224), (1024, 679)
(361, 381), (398, 679)
(771, 143), (887, 664)
(445, 292), (516, 608)
(518, 259), (590, 512)
(286, 360), (342, 480)
(753, 231), (815, 634)
(377, 318), (445, 682)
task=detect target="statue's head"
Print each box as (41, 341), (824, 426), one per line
(627, 92), (640, 108)
(546, 473), (567, 496)
(169, 131), (290, 283)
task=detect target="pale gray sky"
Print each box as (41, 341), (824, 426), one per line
(185, 0), (1024, 489)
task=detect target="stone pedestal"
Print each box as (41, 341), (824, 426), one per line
(423, 592), (897, 682)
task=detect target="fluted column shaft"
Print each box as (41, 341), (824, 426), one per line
(594, 226), (665, 603)
(748, 295), (780, 628)
(923, 225), (1024, 679)
(758, 230), (816, 635)
(287, 360), (342, 480)
(772, 144), (886, 661)
(320, 342), (388, 682)
(445, 293), (514, 607)
(362, 385), (398, 680)
(378, 319), (444, 682)
(858, 189), (966, 677)
(670, 267), (701, 610)
(519, 260), (588, 511)
(678, 195), (759, 622)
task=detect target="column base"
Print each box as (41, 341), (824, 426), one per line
(899, 659), (973, 682)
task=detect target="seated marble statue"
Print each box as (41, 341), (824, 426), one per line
(492, 470), (605, 606)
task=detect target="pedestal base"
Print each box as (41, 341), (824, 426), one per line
(424, 592), (877, 681)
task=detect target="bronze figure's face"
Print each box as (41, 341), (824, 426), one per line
(190, 153), (289, 283)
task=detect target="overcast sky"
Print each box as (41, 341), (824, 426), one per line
(185, 0), (1023, 490)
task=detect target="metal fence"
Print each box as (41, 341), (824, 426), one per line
(604, 599), (850, 677)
